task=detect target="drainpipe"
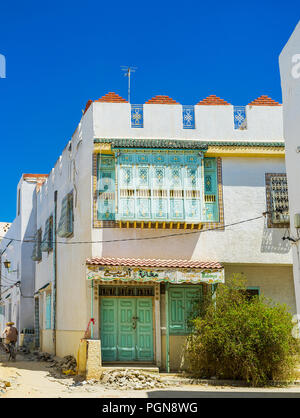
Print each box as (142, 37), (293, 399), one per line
(52, 191), (57, 355)
(165, 283), (170, 373)
(91, 279), (94, 339)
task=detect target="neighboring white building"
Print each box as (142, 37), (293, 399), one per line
(28, 91), (294, 371)
(279, 20), (300, 323)
(0, 174), (47, 339)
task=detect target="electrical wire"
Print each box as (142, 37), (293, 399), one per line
(0, 214), (264, 245)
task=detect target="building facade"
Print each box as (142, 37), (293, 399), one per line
(5, 91), (294, 371)
(279, 20), (300, 325)
(0, 175), (47, 339)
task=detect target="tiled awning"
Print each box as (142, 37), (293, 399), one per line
(86, 257), (224, 284)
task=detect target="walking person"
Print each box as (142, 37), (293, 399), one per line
(2, 321), (18, 361)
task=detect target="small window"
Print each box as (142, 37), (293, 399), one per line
(31, 229), (42, 261)
(57, 191), (74, 238)
(239, 287), (260, 301)
(265, 173), (289, 228)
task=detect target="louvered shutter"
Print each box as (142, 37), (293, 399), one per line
(31, 230), (42, 261)
(57, 193), (73, 237)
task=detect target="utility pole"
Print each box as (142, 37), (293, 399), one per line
(121, 66), (137, 103)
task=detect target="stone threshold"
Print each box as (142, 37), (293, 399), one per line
(101, 363), (159, 374)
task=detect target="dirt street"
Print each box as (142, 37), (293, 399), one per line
(2, 351), (300, 398)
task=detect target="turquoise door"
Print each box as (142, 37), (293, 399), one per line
(100, 298), (154, 362)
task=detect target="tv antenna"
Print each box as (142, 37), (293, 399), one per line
(121, 66), (137, 103)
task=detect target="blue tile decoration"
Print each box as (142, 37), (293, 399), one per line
(234, 106), (247, 130)
(182, 105), (195, 129)
(131, 104), (143, 128)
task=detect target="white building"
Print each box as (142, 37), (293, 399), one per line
(0, 174), (47, 340)
(279, 20), (300, 324)
(28, 91), (294, 372)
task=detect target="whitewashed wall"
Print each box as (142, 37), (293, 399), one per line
(0, 178), (37, 334)
(35, 107), (94, 340)
(92, 102), (283, 142)
(280, 20), (300, 317)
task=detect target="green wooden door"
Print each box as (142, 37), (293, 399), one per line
(118, 299), (136, 361)
(136, 299), (153, 361)
(100, 299), (118, 361)
(100, 298), (154, 362)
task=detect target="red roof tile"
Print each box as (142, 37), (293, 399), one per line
(95, 92), (128, 103)
(145, 95), (180, 104)
(83, 99), (93, 114)
(196, 95), (231, 105)
(248, 95), (281, 106)
(86, 256), (223, 270)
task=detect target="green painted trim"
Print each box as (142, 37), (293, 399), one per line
(94, 138), (208, 150)
(94, 138), (284, 149)
(165, 283), (170, 373)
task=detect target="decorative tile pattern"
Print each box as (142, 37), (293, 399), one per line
(131, 104), (143, 128)
(234, 106), (247, 130)
(182, 105), (195, 129)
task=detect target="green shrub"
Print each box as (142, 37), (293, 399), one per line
(186, 275), (300, 386)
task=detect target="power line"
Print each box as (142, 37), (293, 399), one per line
(0, 214), (264, 246)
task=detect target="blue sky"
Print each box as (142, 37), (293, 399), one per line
(0, 0), (299, 221)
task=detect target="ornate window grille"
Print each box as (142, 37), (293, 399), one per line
(265, 173), (289, 228)
(182, 105), (195, 129)
(234, 106), (247, 130)
(131, 104), (143, 128)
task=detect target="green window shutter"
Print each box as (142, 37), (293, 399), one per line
(45, 294), (51, 329)
(67, 192), (74, 235)
(204, 158), (219, 222)
(31, 229), (42, 261)
(57, 192), (73, 237)
(41, 216), (53, 252)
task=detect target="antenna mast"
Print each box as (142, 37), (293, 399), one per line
(121, 66), (137, 103)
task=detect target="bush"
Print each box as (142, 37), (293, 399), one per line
(186, 275), (300, 386)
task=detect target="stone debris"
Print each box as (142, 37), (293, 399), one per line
(26, 351), (77, 375)
(99, 369), (170, 390)
(47, 355), (77, 374)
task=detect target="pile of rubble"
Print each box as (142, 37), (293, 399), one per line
(100, 369), (169, 390)
(47, 355), (77, 375)
(28, 351), (77, 375)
